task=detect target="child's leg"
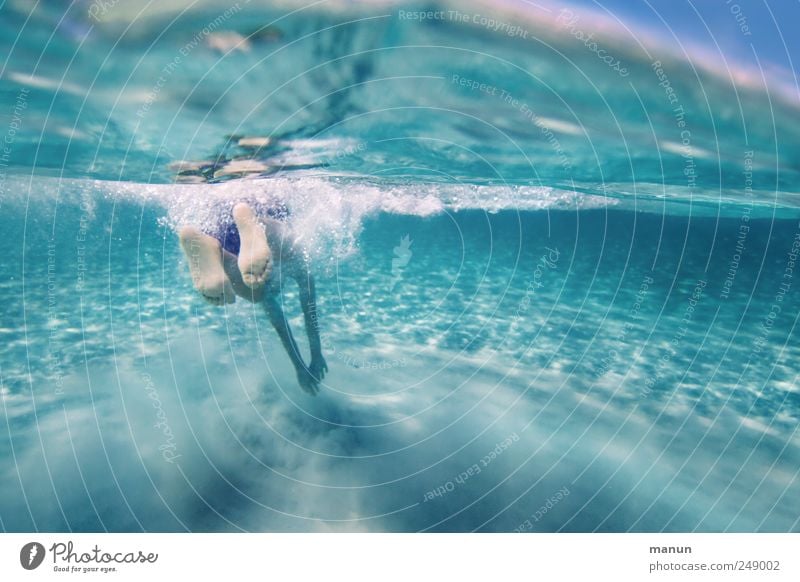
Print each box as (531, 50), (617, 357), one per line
(233, 202), (272, 289)
(179, 226), (235, 305)
(221, 248), (264, 303)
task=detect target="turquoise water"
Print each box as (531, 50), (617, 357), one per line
(1, 1), (799, 532)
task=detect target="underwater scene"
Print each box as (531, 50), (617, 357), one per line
(0, 0), (799, 532)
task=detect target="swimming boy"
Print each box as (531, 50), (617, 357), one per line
(178, 202), (327, 395)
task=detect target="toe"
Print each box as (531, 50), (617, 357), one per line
(242, 262), (268, 288)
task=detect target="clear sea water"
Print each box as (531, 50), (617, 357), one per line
(1, 0), (799, 532)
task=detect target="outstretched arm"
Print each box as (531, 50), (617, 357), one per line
(263, 292), (320, 395)
(295, 270), (327, 382)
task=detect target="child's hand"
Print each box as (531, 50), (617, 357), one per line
(296, 366), (321, 396)
(309, 356), (328, 381)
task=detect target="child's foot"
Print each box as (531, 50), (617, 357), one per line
(233, 202), (272, 289)
(179, 226), (235, 305)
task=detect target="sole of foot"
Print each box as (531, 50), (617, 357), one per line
(233, 202), (272, 289)
(179, 226), (235, 305)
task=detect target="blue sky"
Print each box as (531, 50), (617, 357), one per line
(566, 0), (800, 72)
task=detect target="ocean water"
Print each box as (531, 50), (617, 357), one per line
(1, 0), (799, 532)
